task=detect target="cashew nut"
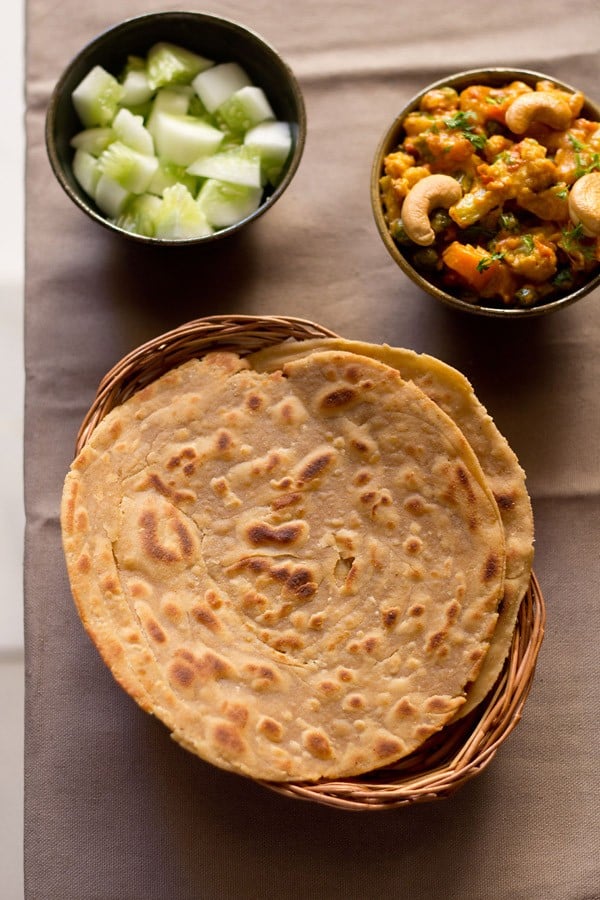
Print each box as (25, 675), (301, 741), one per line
(401, 174), (463, 246)
(568, 171), (600, 237)
(505, 91), (572, 134)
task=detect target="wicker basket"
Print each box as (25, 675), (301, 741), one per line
(75, 314), (546, 811)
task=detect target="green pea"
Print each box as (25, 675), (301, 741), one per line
(413, 247), (440, 269)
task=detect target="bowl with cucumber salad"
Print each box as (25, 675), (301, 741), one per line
(46, 11), (306, 244)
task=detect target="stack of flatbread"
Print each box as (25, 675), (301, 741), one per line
(61, 338), (534, 783)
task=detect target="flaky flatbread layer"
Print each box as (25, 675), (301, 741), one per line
(61, 349), (506, 781)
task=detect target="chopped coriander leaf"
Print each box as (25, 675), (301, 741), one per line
(499, 212), (520, 232)
(553, 269), (573, 287)
(567, 133), (585, 152)
(444, 109), (486, 149)
(520, 234), (535, 254)
(561, 222), (585, 249)
(485, 94), (504, 105)
(555, 185), (569, 200)
(476, 251), (505, 272)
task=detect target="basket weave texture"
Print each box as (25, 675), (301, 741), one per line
(75, 314), (545, 811)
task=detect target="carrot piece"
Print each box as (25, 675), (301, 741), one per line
(442, 241), (501, 290)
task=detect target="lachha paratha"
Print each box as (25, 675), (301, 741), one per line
(249, 338), (534, 717)
(61, 349), (506, 782)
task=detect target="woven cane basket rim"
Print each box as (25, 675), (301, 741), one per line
(75, 314), (546, 811)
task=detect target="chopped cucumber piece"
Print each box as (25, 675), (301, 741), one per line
(70, 126), (115, 157)
(115, 193), (163, 236)
(218, 86), (275, 133)
(112, 108), (154, 156)
(154, 184), (213, 239)
(68, 43), (292, 237)
(146, 86), (193, 137)
(187, 146), (262, 188)
(72, 65), (123, 128)
(152, 112), (224, 167)
(95, 173), (131, 218)
(72, 148), (101, 197)
(148, 159), (198, 197)
(120, 67), (153, 107)
(244, 120), (292, 185)
(98, 141), (159, 193)
(192, 62), (251, 113)
(197, 178), (262, 227)
(147, 42), (213, 91)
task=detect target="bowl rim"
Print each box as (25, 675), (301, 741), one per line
(45, 10), (307, 246)
(370, 66), (600, 318)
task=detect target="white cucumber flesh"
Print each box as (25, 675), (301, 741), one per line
(95, 173), (131, 218)
(70, 127), (115, 156)
(197, 178), (262, 227)
(192, 62), (251, 113)
(218, 86), (275, 133)
(72, 149), (101, 197)
(154, 183), (213, 239)
(112, 108), (154, 156)
(152, 112), (224, 167)
(98, 141), (159, 193)
(244, 120), (292, 185)
(114, 193), (163, 236)
(187, 147), (262, 188)
(146, 87), (193, 138)
(147, 159), (198, 197)
(72, 65), (123, 128)
(120, 68), (153, 107)
(147, 42), (213, 91)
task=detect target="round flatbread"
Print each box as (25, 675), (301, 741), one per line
(249, 338), (534, 716)
(61, 349), (506, 781)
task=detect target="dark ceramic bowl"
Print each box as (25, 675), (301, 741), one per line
(46, 11), (306, 245)
(371, 68), (600, 318)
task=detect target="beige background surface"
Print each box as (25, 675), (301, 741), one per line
(25, 1), (600, 898)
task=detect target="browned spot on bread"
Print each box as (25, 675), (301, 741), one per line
(245, 520), (307, 547)
(426, 629), (446, 652)
(246, 393), (263, 411)
(101, 575), (118, 594)
(245, 662), (280, 692)
(415, 724), (437, 742)
(271, 492), (302, 511)
(129, 580), (151, 599)
(363, 635), (380, 654)
(337, 667), (355, 683)
(75, 509), (88, 532)
(176, 649), (196, 664)
(404, 536), (423, 555)
(445, 600), (460, 623)
(456, 464), (476, 503)
(139, 510), (195, 564)
(215, 429), (234, 452)
(191, 605), (220, 631)
(374, 735), (404, 760)
(223, 702), (249, 728)
(317, 680), (340, 696)
(425, 695), (453, 714)
(408, 603), (425, 617)
(169, 660), (195, 688)
(353, 469), (371, 486)
(161, 599), (183, 623)
(344, 693), (366, 711)
(183, 463), (195, 477)
(76, 553), (91, 574)
(404, 496), (427, 516)
(303, 729), (334, 760)
(272, 632), (304, 653)
(344, 364), (362, 383)
(482, 553), (499, 582)
(212, 722), (246, 756)
(242, 591), (268, 614)
(257, 716), (284, 742)
(145, 617), (167, 644)
(205, 589), (222, 610)
(393, 698), (417, 718)
(196, 651), (235, 681)
(382, 607), (400, 628)
(319, 386), (356, 411)
(297, 450), (335, 484)
(360, 491), (377, 505)
(495, 492), (516, 510)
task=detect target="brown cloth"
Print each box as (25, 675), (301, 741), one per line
(24, 1), (600, 898)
